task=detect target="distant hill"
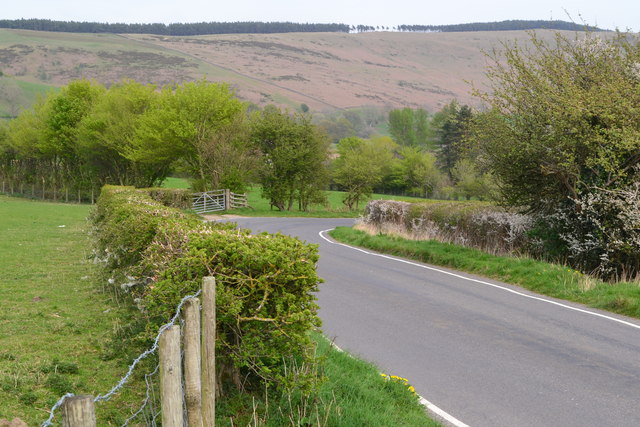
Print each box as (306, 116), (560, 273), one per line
(0, 19), (350, 35)
(0, 19), (604, 36)
(397, 20), (604, 33)
(0, 28), (609, 118)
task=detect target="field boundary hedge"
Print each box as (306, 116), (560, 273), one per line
(91, 185), (322, 394)
(360, 199), (534, 255)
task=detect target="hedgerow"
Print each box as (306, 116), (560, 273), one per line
(91, 185), (322, 394)
(361, 199), (533, 255)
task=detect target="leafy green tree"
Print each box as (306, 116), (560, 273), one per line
(251, 106), (329, 211)
(76, 80), (162, 187)
(333, 136), (393, 209)
(132, 79), (246, 190)
(473, 32), (640, 278)
(451, 158), (496, 200)
(394, 147), (443, 198)
(388, 107), (430, 147)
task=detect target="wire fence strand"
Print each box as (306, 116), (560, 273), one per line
(41, 290), (202, 427)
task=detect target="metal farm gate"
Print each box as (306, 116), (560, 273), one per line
(192, 190), (226, 214)
(192, 189), (248, 214)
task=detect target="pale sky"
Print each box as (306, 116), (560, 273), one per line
(3, 0), (638, 32)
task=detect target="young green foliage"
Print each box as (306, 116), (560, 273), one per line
(251, 106), (329, 211)
(332, 136), (394, 209)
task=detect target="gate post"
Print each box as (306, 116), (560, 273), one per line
(224, 189), (230, 210)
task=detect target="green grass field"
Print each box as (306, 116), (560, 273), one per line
(0, 195), (147, 425)
(161, 176), (434, 218)
(330, 227), (640, 320)
(0, 194), (438, 425)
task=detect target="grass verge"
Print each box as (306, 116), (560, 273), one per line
(215, 331), (440, 426)
(329, 227), (640, 319)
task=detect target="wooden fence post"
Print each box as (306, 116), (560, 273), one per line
(184, 298), (203, 427)
(224, 189), (230, 210)
(202, 276), (216, 426)
(160, 325), (184, 427)
(61, 395), (96, 427)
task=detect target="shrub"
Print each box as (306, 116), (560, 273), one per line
(362, 199), (533, 255)
(91, 185), (322, 393)
(145, 187), (193, 210)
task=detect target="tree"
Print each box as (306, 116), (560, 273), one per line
(393, 147), (443, 198)
(76, 80), (163, 187)
(434, 101), (474, 179)
(332, 136), (393, 209)
(388, 107), (430, 147)
(473, 32), (640, 278)
(132, 79), (246, 190)
(451, 158), (496, 200)
(251, 106), (329, 211)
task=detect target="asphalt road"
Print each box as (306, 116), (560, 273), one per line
(229, 217), (640, 427)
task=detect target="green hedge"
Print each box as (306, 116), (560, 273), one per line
(145, 187), (193, 210)
(91, 186), (322, 393)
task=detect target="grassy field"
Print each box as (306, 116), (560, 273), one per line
(0, 196), (148, 425)
(0, 194), (437, 425)
(330, 227), (640, 320)
(230, 188), (434, 218)
(161, 176), (431, 218)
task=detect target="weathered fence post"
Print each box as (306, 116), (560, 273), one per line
(201, 276), (216, 426)
(160, 325), (184, 427)
(224, 189), (230, 210)
(61, 395), (96, 427)
(184, 297), (203, 427)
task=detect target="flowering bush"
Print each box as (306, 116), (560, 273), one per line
(543, 179), (640, 280)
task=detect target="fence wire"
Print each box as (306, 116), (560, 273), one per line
(41, 290), (202, 427)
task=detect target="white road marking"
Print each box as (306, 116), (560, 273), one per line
(319, 227), (640, 427)
(419, 396), (471, 427)
(319, 229), (640, 331)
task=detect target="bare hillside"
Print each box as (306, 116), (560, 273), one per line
(0, 29), (579, 114)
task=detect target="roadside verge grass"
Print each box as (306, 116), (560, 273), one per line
(329, 227), (640, 320)
(215, 331), (440, 426)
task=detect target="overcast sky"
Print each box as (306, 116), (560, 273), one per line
(3, 0), (638, 32)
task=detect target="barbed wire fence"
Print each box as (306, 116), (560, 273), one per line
(41, 290), (202, 427)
